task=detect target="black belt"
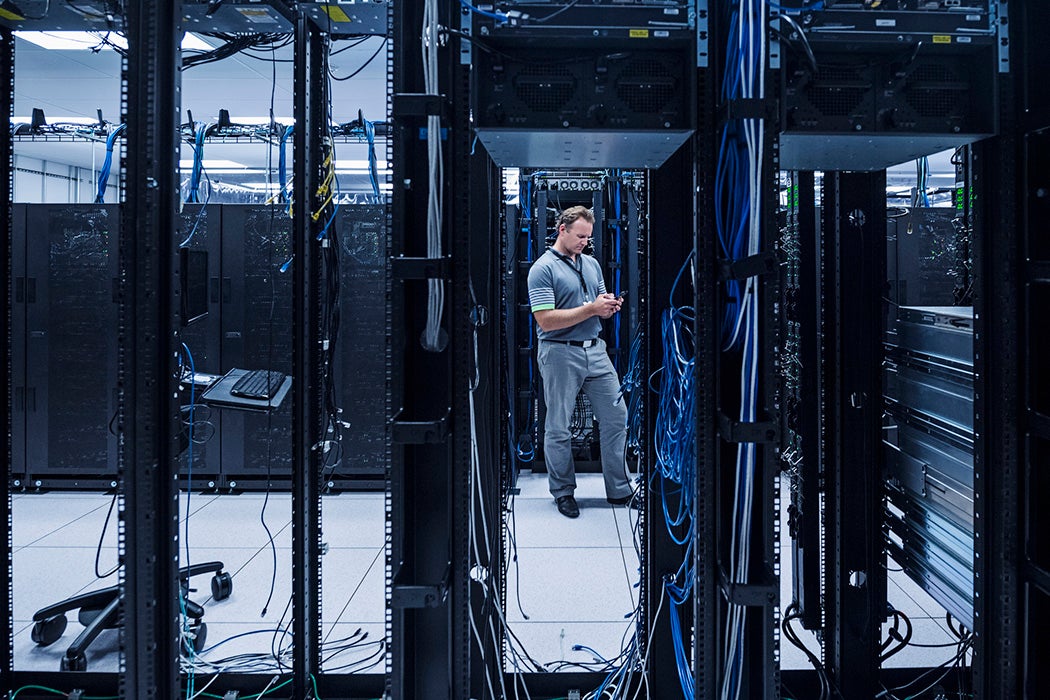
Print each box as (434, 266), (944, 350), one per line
(543, 338), (599, 348)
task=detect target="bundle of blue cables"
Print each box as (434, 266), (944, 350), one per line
(716, 4), (766, 700)
(186, 122), (209, 204)
(94, 123), (126, 204)
(651, 252), (698, 698)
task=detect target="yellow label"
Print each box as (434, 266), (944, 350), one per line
(0, 8), (25, 19)
(629, 29), (650, 38)
(321, 5), (352, 23)
(932, 35), (952, 44)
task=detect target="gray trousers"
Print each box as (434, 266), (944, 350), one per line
(537, 339), (632, 500)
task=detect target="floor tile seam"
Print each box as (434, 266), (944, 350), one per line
(886, 576), (957, 631)
(13, 500), (114, 550)
(322, 545), (386, 633)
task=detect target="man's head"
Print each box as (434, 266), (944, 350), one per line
(555, 206), (595, 257)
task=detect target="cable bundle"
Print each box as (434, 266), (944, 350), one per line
(186, 122), (211, 204)
(650, 252), (698, 698)
(94, 123), (126, 203)
(717, 1), (767, 699)
(421, 0), (446, 351)
(181, 32), (294, 70)
(618, 330), (645, 457)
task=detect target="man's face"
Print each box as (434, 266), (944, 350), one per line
(558, 219), (593, 256)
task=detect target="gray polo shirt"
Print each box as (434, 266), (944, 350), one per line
(527, 248), (607, 341)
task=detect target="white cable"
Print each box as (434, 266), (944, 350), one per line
(421, 0), (445, 350)
(722, 0), (766, 697)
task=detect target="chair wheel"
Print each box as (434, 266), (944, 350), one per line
(31, 614), (67, 646)
(211, 571), (232, 601)
(78, 606), (104, 627)
(61, 652), (87, 672)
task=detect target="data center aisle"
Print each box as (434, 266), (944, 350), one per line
(505, 472), (642, 670)
(10, 491), (387, 673)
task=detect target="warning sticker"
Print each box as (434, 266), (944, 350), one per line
(321, 5), (353, 23)
(629, 29), (650, 38)
(932, 35), (952, 44)
(236, 8), (279, 23)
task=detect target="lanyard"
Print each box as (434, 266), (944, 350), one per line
(549, 247), (589, 298)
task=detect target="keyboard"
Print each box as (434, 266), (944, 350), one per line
(230, 370), (286, 400)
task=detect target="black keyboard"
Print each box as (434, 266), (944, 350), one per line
(230, 370), (286, 400)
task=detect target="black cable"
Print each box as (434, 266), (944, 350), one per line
(885, 636), (973, 698)
(529, 0), (581, 24)
(330, 36), (373, 55)
(329, 37), (387, 81)
(506, 494), (530, 621)
(880, 609), (913, 662)
(181, 32), (293, 70)
(257, 42), (281, 620)
(94, 491), (120, 578)
(782, 604), (831, 700)
(777, 13), (818, 73)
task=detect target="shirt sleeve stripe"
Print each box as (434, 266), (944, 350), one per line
(529, 287), (555, 308)
(531, 303), (555, 311)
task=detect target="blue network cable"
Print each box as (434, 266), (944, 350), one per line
(458, 0), (510, 23)
(94, 123), (126, 203)
(652, 250), (699, 697)
(186, 122), (209, 204)
(717, 2), (767, 698)
(363, 115), (381, 199)
(770, 0), (824, 14)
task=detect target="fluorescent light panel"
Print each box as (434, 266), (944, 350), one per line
(15, 31), (212, 52)
(178, 159), (246, 169)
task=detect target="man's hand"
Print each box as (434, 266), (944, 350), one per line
(591, 293), (623, 319)
(534, 294), (622, 331)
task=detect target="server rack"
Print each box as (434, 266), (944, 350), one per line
(14, 204), (121, 487)
(884, 305), (976, 628)
(8, 201), (388, 491)
(217, 205), (295, 485)
(332, 202), (394, 480)
(178, 203), (223, 484)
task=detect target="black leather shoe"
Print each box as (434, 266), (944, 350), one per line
(607, 493), (640, 509)
(556, 495), (580, 518)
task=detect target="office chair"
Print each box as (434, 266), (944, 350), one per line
(30, 561), (233, 671)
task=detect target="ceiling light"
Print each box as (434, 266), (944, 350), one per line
(181, 34), (214, 51)
(178, 159), (246, 169)
(15, 30), (212, 52)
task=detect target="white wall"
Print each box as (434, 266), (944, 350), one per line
(11, 154), (121, 204)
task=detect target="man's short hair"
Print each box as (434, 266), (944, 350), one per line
(557, 205), (595, 229)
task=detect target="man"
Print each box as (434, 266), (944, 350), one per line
(527, 205), (635, 518)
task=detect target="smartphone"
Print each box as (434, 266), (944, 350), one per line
(616, 291), (627, 301)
